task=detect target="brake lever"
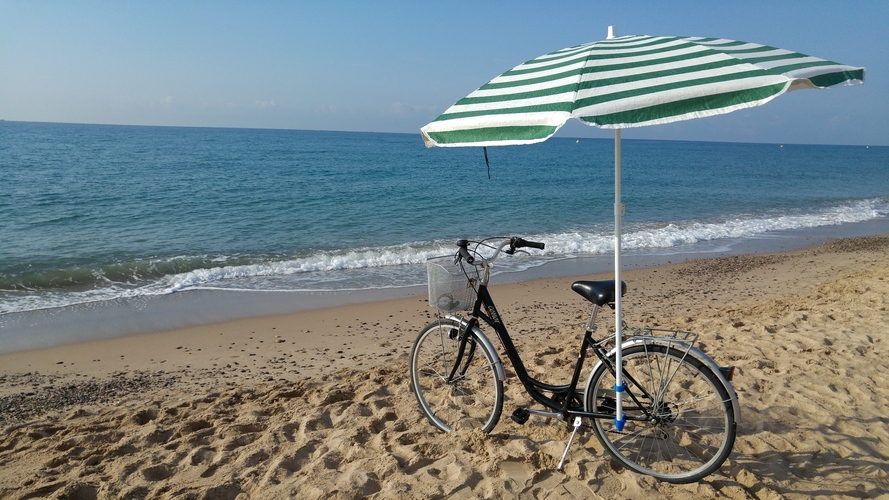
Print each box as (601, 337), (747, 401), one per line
(505, 236), (519, 255)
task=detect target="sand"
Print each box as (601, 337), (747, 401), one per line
(1, 235), (888, 499)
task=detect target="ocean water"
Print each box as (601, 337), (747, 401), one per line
(2, 121), (888, 319)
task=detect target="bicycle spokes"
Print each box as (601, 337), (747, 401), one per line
(587, 343), (736, 483)
(410, 319), (504, 433)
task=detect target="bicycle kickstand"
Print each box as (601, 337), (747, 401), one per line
(557, 416), (583, 471)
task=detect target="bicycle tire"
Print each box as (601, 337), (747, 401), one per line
(585, 343), (736, 483)
(410, 318), (504, 433)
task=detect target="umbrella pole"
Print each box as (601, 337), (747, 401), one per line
(613, 128), (626, 432)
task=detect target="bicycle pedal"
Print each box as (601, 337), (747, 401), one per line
(511, 408), (530, 425)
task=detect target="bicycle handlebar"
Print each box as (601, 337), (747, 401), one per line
(455, 236), (545, 267)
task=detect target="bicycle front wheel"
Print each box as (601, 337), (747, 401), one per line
(586, 343), (736, 483)
(410, 318), (504, 433)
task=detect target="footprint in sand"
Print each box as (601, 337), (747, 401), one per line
(142, 463), (174, 481)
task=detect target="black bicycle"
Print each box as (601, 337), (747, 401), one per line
(409, 237), (739, 483)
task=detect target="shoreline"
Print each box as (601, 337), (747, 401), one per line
(1, 234), (888, 497)
(3, 218), (889, 355)
(2, 232), (887, 380)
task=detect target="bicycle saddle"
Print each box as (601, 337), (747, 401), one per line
(571, 280), (626, 306)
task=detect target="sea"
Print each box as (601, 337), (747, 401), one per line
(2, 121), (888, 352)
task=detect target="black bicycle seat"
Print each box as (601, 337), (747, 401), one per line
(571, 280), (627, 306)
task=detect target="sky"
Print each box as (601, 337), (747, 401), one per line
(1, 1), (887, 146)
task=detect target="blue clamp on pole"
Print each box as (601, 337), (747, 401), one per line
(614, 381), (627, 432)
(615, 416), (626, 432)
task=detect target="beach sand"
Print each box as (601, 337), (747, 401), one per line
(1, 235), (888, 499)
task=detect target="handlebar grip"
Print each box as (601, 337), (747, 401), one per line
(511, 237), (545, 250)
(456, 240), (475, 264)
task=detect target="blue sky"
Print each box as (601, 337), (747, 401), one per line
(2, 1), (886, 145)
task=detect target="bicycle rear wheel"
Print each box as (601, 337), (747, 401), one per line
(410, 318), (503, 433)
(586, 343), (736, 483)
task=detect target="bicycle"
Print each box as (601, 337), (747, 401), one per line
(409, 237), (739, 483)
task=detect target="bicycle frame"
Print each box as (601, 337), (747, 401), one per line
(447, 280), (658, 424)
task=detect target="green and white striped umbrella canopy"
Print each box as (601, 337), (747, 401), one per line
(421, 32), (864, 147)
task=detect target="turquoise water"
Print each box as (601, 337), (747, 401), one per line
(2, 121), (888, 315)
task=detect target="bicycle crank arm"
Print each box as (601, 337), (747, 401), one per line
(511, 407), (564, 425)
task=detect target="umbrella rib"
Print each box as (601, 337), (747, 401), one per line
(575, 71), (785, 108)
(483, 51), (740, 94)
(431, 82), (784, 125)
(582, 82), (787, 127)
(433, 105), (570, 122)
(457, 62), (774, 111)
(577, 60), (759, 90)
(507, 39), (700, 77)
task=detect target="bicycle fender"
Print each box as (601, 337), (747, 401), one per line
(587, 338), (741, 425)
(445, 315), (506, 382)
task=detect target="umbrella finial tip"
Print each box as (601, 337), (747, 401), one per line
(607, 26), (616, 39)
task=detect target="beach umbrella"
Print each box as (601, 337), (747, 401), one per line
(420, 26), (864, 430)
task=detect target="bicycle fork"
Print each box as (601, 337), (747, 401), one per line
(445, 319), (478, 384)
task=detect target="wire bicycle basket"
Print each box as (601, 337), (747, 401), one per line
(426, 256), (479, 313)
